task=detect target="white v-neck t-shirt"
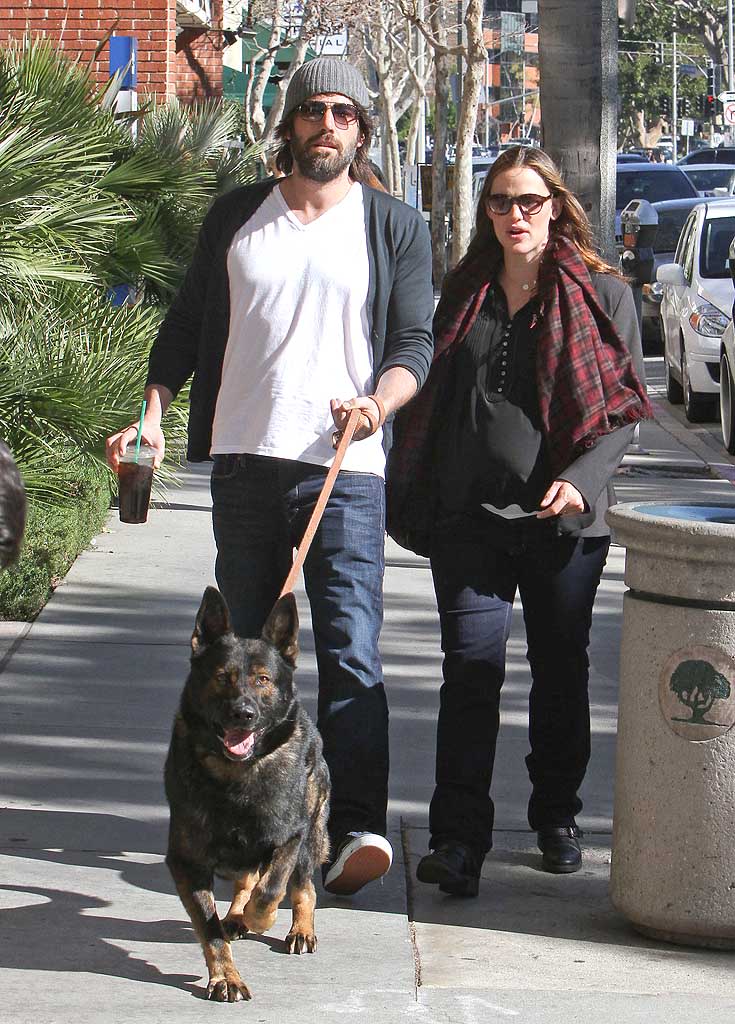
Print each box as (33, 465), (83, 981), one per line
(210, 182), (384, 476)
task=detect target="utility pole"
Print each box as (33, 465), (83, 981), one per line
(521, 56), (526, 137)
(672, 31), (678, 161)
(729, 0), (734, 90)
(485, 51), (491, 147)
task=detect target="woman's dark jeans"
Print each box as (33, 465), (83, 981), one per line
(428, 514), (610, 857)
(211, 454), (388, 846)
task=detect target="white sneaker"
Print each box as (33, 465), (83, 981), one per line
(323, 832), (393, 895)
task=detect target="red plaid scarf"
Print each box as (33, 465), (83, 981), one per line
(387, 236), (652, 551)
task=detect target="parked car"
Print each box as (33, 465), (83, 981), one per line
(616, 163), (699, 239)
(678, 147), (735, 165)
(719, 318), (735, 451)
(498, 137), (537, 151)
(617, 152), (649, 164)
(614, 166), (696, 240)
(639, 197), (732, 344)
(472, 169), (487, 215)
(623, 147), (652, 160)
(680, 164), (735, 196)
(657, 199), (735, 421)
(617, 163), (699, 208)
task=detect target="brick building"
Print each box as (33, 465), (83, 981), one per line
(0, 0), (235, 102)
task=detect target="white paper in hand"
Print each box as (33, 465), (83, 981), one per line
(481, 502), (539, 520)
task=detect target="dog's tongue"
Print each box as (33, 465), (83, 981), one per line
(223, 729), (255, 758)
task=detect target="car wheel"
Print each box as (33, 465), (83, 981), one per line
(681, 340), (716, 423)
(721, 355), (735, 454)
(665, 351), (684, 405)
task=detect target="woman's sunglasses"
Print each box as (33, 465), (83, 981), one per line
(295, 101), (360, 129)
(486, 193), (554, 216)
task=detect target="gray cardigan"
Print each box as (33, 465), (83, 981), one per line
(554, 271), (645, 537)
(146, 179), (435, 462)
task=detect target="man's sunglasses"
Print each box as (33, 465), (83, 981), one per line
(486, 193), (554, 216)
(295, 100), (360, 128)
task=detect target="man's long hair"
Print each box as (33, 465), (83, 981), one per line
(273, 103), (376, 184)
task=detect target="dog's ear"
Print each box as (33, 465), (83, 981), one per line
(192, 587), (232, 655)
(261, 592), (299, 667)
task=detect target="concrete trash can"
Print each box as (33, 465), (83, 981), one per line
(605, 501), (735, 949)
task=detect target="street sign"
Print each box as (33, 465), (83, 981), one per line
(313, 31), (348, 56)
(719, 90), (735, 104)
(109, 36), (137, 89)
(724, 102), (735, 126)
(680, 118), (695, 136)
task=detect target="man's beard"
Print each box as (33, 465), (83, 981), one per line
(291, 131), (360, 182)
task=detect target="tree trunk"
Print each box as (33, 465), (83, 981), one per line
(250, 0), (284, 140)
(262, 35), (309, 144)
(538, 0), (618, 262)
(366, 10), (403, 196)
(451, 0), (485, 265)
(430, 2), (450, 289)
(381, 77), (402, 195)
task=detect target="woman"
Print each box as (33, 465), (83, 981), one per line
(387, 146), (651, 897)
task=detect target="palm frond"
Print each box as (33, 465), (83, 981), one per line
(0, 38), (260, 508)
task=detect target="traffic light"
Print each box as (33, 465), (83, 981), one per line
(679, 96), (691, 117)
(707, 64), (722, 98)
(705, 64), (722, 118)
(660, 94), (671, 119)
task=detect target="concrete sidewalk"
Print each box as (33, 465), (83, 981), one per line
(1, 403), (734, 1023)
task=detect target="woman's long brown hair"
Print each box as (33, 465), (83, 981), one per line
(455, 145), (619, 281)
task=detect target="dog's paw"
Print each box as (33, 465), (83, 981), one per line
(222, 914), (249, 941)
(242, 901), (277, 935)
(207, 972), (252, 1002)
(285, 928), (317, 954)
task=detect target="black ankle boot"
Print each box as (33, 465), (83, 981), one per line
(537, 826), (583, 874)
(416, 841), (482, 897)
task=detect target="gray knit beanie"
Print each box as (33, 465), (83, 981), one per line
(283, 58), (370, 118)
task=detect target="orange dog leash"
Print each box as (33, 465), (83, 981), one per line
(278, 407), (362, 598)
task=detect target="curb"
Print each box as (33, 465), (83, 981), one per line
(650, 399), (735, 489)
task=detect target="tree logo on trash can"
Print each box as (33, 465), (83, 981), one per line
(660, 645), (735, 740)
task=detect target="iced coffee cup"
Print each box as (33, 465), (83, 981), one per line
(118, 444), (156, 524)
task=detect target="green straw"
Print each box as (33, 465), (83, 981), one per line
(134, 399), (146, 464)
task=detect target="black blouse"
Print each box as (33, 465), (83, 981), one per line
(434, 283), (553, 515)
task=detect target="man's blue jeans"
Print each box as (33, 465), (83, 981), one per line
(428, 514), (610, 857)
(210, 453), (388, 846)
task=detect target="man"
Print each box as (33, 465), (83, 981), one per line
(106, 58), (434, 895)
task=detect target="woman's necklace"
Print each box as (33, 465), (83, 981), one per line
(500, 266), (537, 293)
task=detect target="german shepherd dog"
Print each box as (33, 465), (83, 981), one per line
(165, 587), (330, 1002)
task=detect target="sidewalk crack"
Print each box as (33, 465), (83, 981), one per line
(400, 816), (422, 998)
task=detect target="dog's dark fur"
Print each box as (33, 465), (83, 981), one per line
(0, 440), (26, 570)
(165, 587), (330, 1003)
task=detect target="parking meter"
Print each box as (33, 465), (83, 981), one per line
(620, 199), (658, 285)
